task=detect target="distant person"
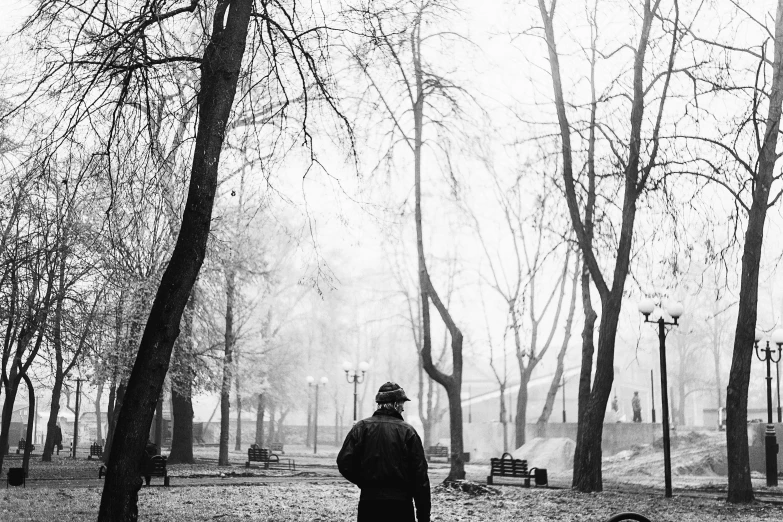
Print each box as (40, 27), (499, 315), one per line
(337, 382), (430, 522)
(53, 424), (63, 454)
(632, 391), (642, 422)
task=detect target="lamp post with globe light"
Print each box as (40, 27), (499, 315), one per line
(307, 376), (328, 455)
(342, 361), (369, 423)
(753, 328), (783, 487)
(638, 298), (683, 498)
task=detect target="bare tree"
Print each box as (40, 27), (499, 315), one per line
(16, 0), (348, 518)
(537, 0), (680, 491)
(349, 0), (472, 481)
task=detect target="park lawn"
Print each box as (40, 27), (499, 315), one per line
(2, 481), (783, 521)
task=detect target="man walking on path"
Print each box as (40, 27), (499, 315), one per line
(632, 391), (642, 422)
(337, 382), (431, 522)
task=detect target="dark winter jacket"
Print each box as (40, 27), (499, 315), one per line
(337, 408), (431, 522)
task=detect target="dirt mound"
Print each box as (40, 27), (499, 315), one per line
(651, 430), (710, 450)
(604, 430), (727, 477)
(512, 437), (575, 472)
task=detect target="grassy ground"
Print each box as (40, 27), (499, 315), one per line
(2, 481), (782, 521)
(2, 440), (783, 521)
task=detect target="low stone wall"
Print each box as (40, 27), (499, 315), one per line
(747, 423), (783, 472)
(464, 421), (663, 462)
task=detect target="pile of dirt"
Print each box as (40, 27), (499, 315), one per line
(512, 437), (575, 472)
(603, 430), (727, 478)
(651, 430), (711, 450)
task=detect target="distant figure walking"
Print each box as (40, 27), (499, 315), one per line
(54, 424), (63, 454)
(632, 391), (642, 423)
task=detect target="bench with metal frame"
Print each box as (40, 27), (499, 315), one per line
(425, 444), (449, 462)
(88, 441), (103, 460)
(98, 455), (170, 486)
(246, 444), (295, 470)
(16, 439), (34, 455)
(486, 452), (548, 487)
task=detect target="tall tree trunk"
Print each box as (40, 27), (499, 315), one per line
(219, 268), (235, 465)
(268, 404), (276, 445)
(168, 379), (194, 464)
(537, 253), (579, 433)
(97, 4), (253, 517)
(169, 291), (195, 464)
(514, 372), (531, 448)
(42, 373), (64, 462)
(499, 383), (508, 452)
(712, 318), (723, 408)
(154, 395), (163, 450)
(103, 380), (125, 464)
(277, 409), (288, 443)
(726, 0), (783, 503)
(95, 381), (104, 445)
(411, 20), (465, 482)
(538, 0), (675, 493)
(0, 376), (21, 470)
(255, 393), (265, 446)
(234, 356), (242, 451)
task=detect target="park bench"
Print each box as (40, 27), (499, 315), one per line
(486, 452), (548, 487)
(142, 455), (170, 486)
(88, 442), (103, 460)
(246, 444), (295, 470)
(16, 439), (34, 454)
(269, 442), (285, 454)
(98, 455), (170, 486)
(425, 444), (449, 462)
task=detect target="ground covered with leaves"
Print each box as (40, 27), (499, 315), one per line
(2, 480), (783, 521)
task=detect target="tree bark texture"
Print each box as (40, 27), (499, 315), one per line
(234, 360), (242, 451)
(169, 291), (195, 464)
(726, 1), (783, 503)
(97, 2), (253, 518)
(42, 374), (64, 462)
(169, 381), (194, 464)
(220, 268), (235, 465)
(95, 382), (104, 444)
(103, 380), (124, 464)
(539, 0), (674, 492)
(514, 373), (531, 449)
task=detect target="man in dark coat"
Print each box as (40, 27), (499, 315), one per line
(337, 382), (430, 522)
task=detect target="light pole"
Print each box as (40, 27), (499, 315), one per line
(753, 328), (783, 487)
(342, 361), (369, 423)
(562, 375), (566, 423)
(639, 298), (683, 498)
(650, 370), (656, 423)
(307, 376), (328, 455)
(777, 357), (782, 423)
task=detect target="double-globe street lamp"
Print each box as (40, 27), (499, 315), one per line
(753, 329), (783, 487)
(307, 376), (328, 455)
(342, 361), (370, 423)
(638, 298), (683, 499)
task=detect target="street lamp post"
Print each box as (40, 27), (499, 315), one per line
(562, 375), (566, 423)
(639, 298), (683, 499)
(753, 328), (783, 487)
(777, 357), (782, 424)
(307, 376), (328, 455)
(342, 361), (369, 423)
